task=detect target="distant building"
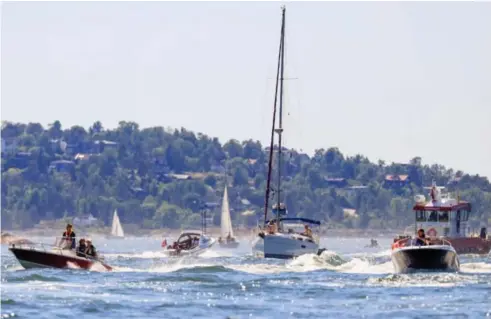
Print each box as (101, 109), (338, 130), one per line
(74, 153), (96, 162)
(73, 214), (98, 227)
(167, 173), (192, 180)
(1, 137), (18, 156)
(324, 177), (347, 188)
(49, 160), (75, 173)
(93, 140), (118, 153)
(384, 175), (410, 188)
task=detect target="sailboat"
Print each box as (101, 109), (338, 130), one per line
(218, 186), (240, 248)
(251, 6), (322, 259)
(110, 210), (125, 238)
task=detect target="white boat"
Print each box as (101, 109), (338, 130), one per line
(218, 187), (240, 248)
(252, 6), (323, 259)
(391, 236), (460, 273)
(252, 216), (321, 259)
(162, 210), (215, 257)
(163, 231), (216, 257)
(110, 210), (125, 238)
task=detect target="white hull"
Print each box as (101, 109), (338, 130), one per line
(252, 233), (318, 259)
(391, 245), (460, 273)
(165, 237), (215, 257)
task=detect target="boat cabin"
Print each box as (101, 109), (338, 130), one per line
(173, 232), (201, 250)
(412, 183), (471, 238)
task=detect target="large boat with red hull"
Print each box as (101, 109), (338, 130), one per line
(8, 238), (112, 271)
(398, 181), (491, 255)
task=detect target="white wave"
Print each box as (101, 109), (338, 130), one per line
(105, 251), (169, 259)
(65, 261), (81, 269)
(460, 262), (491, 273)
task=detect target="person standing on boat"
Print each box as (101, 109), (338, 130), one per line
(62, 224), (76, 249)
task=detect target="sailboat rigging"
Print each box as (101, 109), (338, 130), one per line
(253, 6), (323, 259)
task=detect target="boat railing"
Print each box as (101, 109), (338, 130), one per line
(392, 236), (453, 249)
(9, 237), (105, 262)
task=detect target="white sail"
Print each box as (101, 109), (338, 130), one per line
(111, 210), (125, 237)
(220, 187), (234, 238)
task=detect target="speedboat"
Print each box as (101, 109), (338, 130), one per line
(409, 181), (491, 255)
(163, 231), (215, 257)
(252, 217), (322, 259)
(391, 236), (460, 273)
(8, 237), (112, 271)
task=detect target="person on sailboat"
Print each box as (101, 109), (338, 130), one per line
(302, 225), (313, 238)
(267, 220), (277, 234)
(62, 224), (76, 249)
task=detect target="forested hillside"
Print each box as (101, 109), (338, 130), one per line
(2, 120), (490, 230)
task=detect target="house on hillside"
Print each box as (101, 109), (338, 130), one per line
(384, 175), (410, 188)
(49, 139), (67, 153)
(324, 177), (348, 188)
(49, 160), (75, 174)
(73, 214), (98, 227)
(9, 152), (32, 169)
(1, 137), (18, 156)
(346, 185), (368, 195)
(93, 140), (118, 153)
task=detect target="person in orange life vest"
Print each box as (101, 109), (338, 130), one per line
(62, 224), (76, 249)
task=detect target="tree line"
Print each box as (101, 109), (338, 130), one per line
(2, 120), (490, 230)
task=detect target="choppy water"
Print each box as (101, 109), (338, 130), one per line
(2, 236), (491, 318)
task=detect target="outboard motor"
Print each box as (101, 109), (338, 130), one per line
(480, 227), (487, 239)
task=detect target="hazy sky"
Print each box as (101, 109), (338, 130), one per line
(1, 1), (490, 179)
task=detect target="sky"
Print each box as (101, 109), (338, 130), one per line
(1, 1), (490, 179)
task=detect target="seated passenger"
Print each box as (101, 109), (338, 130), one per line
(302, 225), (313, 238)
(85, 239), (97, 258)
(413, 229), (429, 246)
(76, 238), (87, 257)
(267, 221), (277, 234)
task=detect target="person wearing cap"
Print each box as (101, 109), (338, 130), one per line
(62, 224), (76, 249)
(85, 239), (97, 258)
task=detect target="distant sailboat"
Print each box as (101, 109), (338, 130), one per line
(218, 187), (239, 248)
(110, 210), (125, 238)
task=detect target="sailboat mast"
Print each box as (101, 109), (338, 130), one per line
(263, 6), (286, 225)
(276, 6), (286, 212)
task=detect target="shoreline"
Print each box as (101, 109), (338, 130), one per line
(2, 226), (404, 239)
